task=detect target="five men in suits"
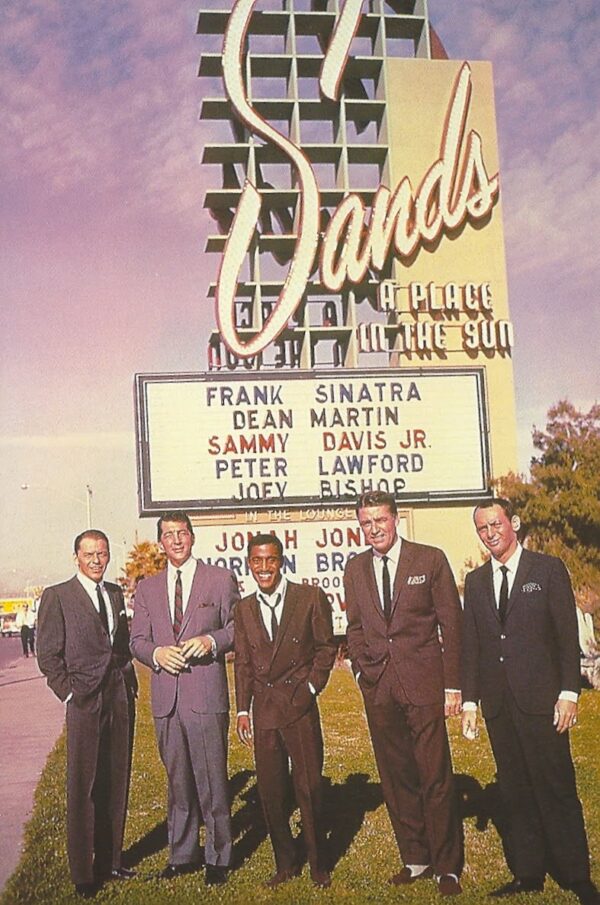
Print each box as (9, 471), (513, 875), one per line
(130, 510), (238, 886)
(462, 499), (599, 905)
(37, 530), (137, 897)
(344, 490), (463, 897)
(234, 533), (337, 888)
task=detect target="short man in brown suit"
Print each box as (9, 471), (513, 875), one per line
(344, 491), (463, 897)
(235, 533), (337, 888)
(37, 530), (137, 898)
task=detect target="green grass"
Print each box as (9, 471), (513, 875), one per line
(2, 665), (599, 904)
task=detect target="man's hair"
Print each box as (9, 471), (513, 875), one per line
(74, 529), (110, 555)
(247, 533), (284, 558)
(473, 497), (515, 521)
(355, 490), (398, 516)
(157, 511), (194, 541)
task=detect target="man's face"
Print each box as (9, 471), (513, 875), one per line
(248, 542), (283, 595)
(75, 537), (110, 582)
(159, 520), (194, 567)
(357, 504), (398, 555)
(474, 505), (520, 563)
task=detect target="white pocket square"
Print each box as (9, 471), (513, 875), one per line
(522, 582), (541, 593)
(407, 574), (427, 586)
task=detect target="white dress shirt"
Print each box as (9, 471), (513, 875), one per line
(257, 576), (288, 641)
(77, 572), (115, 642)
(166, 555), (197, 620)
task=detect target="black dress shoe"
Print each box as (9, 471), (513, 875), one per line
(489, 877), (544, 897)
(75, 882), (100, 898)
(205, 864), (228, 886)
(390, 866), (434, 885)
(160, 862), (200, 879)
(110, 867), (136, 880)
(569, 880), (600, 905)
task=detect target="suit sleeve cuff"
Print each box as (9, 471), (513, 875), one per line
(308, 682), (316, 695)
(559, 690), (579, 703)
(237, 711), (249, 717)
(152, 647), (162, 671)
(64, 692), (73, 704)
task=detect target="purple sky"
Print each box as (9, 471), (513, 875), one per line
(2, 0), (598, 591)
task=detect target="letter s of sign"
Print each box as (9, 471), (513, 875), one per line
(219, 0), (321, 358)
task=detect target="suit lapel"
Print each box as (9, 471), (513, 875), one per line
(178, 561), (201, 637)
(71, 577), (110, 635)
(505, 548), (533, 621)
(106, 585), (120, 627)
(272, 583), (298, 660)
(390, 541), (413, 618)
(248, 593), (271, 646)
(481, 560), (499, 622)
(364, 554), (386, 622)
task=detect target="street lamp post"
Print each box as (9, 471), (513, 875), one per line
(21, 483), (94, 529)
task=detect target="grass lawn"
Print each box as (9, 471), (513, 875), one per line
(2, 663), (599, 904)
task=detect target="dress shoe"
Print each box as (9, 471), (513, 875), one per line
(160, 862), (200, 879)
(438, 875), (462, 896)
(569, 880), (600, 905)
(311, 869), (331, 888)
(264, 866), (302, 888)
(390, 865), (434, 885)
(75, 882), (100, 898)
(109, 867), (136, 880)
(489, 877), (544, 897)
(205, 865), (228, 886)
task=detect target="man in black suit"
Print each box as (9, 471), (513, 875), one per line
(462, 499), (599, 905)
(37, 530), (137, 898)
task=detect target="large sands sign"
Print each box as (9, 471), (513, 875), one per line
(135, 368), (489, 514)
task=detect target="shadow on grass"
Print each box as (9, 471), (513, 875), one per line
(323, 772), (383, 869)
(123, 769), (256, 868)
(456, 772), (513, 873)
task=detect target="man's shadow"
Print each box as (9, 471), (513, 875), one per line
(232, 770), (383, 870)
(456, 773), (513, 873)
(124, 769), (254, 868)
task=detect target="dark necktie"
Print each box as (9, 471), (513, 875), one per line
(96, 582), (109, 636)
(381, 555), (392, 622)
(173, 570), (183, 638)
(261, 593), (281, 642)
(498, 565), (509, 623)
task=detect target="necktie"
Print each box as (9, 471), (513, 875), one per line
(498, 565), (509, 623)
(173, 570), (183, 638)
(96, 583), (110, 636)
(261, 593), (281, 642)
(382, 555), (392, 622)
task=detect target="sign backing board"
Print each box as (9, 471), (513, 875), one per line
(135, 368), (490, 514)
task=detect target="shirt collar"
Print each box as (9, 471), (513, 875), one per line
(167, 556), (197, 579)
(491, 543), (522, 575)
(77, 571), (105, 595)
(372, 535), (402, 566)
(257, 575), (287, 605)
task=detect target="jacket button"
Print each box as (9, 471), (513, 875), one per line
(499, 656), (504, 662)
(267, 682), (273, 687)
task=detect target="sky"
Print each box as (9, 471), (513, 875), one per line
(1, 0), (598, 593)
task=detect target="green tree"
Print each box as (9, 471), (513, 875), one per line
(498, 400), (600, 608)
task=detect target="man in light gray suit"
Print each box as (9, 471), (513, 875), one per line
(130, 511), (238, 886)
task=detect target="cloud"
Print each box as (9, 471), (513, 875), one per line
(0, 0), (208, 218)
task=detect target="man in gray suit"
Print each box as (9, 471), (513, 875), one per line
(37, 529), (137, 898)
(130, 511), (238, 886)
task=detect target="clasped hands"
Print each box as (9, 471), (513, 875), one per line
(155, 635), (213, 675)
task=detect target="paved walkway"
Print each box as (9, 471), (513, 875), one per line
(0, 638), (65, 892)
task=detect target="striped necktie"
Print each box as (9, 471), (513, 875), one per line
(173, 570), (183, 638)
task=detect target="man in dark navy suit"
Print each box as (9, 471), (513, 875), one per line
(462, 498), (599, 905)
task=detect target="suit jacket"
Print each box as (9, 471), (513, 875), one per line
(37, 576), (136, 706)
(462, 548), (581, 718)
(234, 581), (336, 730)
(130, 560), (238, 718)
(344, 540), (462, 705)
